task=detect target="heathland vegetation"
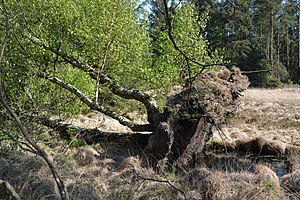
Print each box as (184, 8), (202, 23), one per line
(0, 0), (300, 199)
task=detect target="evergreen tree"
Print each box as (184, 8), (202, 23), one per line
(193, 0), (297, 86)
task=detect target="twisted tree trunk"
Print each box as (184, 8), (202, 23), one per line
(33, 66), (248, 169)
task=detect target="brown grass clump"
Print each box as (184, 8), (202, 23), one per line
(179, 166), (285, 200)
(72, 147), (101, 166)
(235, 137), (287, 155)
(254, 164), (280, 188)
(0, 151), (60, 199)
(179, 167), (212, 190)
(118, 156), (141, 171)
(281, 170), (300, 199)
(67, 179), (106, 200)
(286, 151), (300, 171)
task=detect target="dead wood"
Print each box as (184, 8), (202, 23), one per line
(0, 180), (21, 200)
(0, 91), (70, 200)
(30, 115), (152, 149)
(144, 66), (249, 168)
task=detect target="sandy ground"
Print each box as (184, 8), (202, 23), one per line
(213, 87), (300, 152)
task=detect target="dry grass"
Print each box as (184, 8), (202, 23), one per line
(211, 87), (300, 156)
(2, 87), (300, 199)
(70, 111), (133, 133)
(0, 147), (291, 200)
(0, 151), (60, 199)
(179, 165), (285, 200)
(281, 170), (300, 199)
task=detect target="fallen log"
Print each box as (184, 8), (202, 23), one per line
(32, 66), (249, 169)
(0, 180), (21, 200)
(30, 115), (153, 149)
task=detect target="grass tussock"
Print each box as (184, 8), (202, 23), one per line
(281, 170), (300, 199)
(0, 151), (60, 199)
(180, 165), (284, 200)
(2, 88), (300, 199)
(0, 148), (293, 200)
(210, 87), (300, 157)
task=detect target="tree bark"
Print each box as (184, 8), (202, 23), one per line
(26, 34), (161, 125)
(270, 9), (274, 74)
(298, 14), (300, 82)
(0, 91), (70, 200)
(37, 73), (138, 128)
(0, 180), (21, 200)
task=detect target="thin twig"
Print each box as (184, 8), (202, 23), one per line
(0, 180), (21, 200)
(54, 131), (81, 161)
(0, 20), (69, 200)
(70, 171), (85, 197)
(95, 35), (116, 105)
(135, 171), (187, 200)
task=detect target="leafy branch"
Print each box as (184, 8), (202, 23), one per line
(36, 72), (137, 128)
(26, 34), (161, 125)
(161, 0), (232, 83)
(0, 18), (69, 200)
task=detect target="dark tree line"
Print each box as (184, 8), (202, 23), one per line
(149, 0), (300, 86)
(197, 0), (300, 86)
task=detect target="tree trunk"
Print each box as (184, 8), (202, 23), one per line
(286, 28), (290, 68)
(298, 14), (300, 82)
(270, 10), (274, 75)
(38, 67), (249, 169)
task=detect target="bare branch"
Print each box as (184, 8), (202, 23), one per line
(134, 171), (187, 200)
(36, 73), (138, 128)
(162, 0), (227, 82)
(0, 30), (10, 63)
(26, 35), (161, 125)
(0, 25), (69, 200)
(162, 0), (192, 81)
(95, 34), (116, 105)
(0, 180), (21, 200)
(0, 90), (70, 200)
(241, 69), (272, 74)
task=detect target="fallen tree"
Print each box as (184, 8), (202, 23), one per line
(1, 0), (249, 170)
(29, 65), (249, 168)
(6, 32), (249, 170)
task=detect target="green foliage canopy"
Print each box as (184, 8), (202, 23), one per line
(1, 0), (151, 116)
(148, 1), (219, 94)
